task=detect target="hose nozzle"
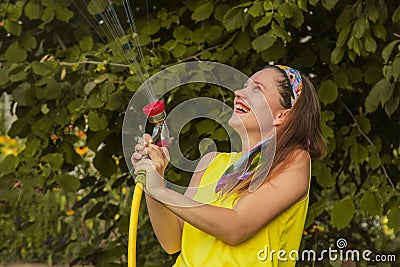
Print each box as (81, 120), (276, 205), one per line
(143, 100), (166, 124)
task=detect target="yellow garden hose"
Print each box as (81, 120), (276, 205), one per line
(127, 100), (168, 267)
(128, 172), (146, 267)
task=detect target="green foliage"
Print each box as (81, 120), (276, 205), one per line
(0, 0), (400, 266)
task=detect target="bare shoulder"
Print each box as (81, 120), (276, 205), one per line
(267, 149), (310, 201)
(289, 149), (311, 171)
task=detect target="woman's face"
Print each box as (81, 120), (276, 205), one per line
(228, 68), (286, 138)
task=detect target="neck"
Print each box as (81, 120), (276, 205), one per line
(239, 128), (275, 154)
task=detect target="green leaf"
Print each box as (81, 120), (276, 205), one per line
(31, 118), (53, 138)
(44, 78), (62, 100)
(387, 207), (400, 232)
(392, 57), (400, 79)
(191, 2), (213, 22)
(313, 162), (335, 188)
(32, 61), (52, 76)
(6, 5), (23, 21)
(254, 14), (272, 31)
(23, 139), (41, 158)
(350, 142), (368, 163)
(84, 81), (97, 95)
(333, 71), (349, 88)
(88, 111), (108, 131)
(353, 17), (366, 39)
(25, 0), (42, 19)
(4, 20), (22, 36)
(79, 36), (94, 51)
(318, 80), (338, 105)
(392, 5), (400, 23)
(321, 0), (339, 11)
(364, 64), (382, 84)
(54, 5), (73, 22)
(68, 98), (84, 113)
(87, 0), (106, 15)
(55, 174), (80, 193)
(356, 116), (371, 134)
(384, 89), (400, 117)
(337, 25), (351, 46)
(251, 32), (276, 52)
(372, 23), (386, 40)
(42, 153), (64, 169)
(331, 46), (345, 64)
(20, 32), (37, 51)
(296, 0), (307, 11)
(41, 6), (55, 24)
(382, 40), (399, 63)
(12, 82), (35, 106)
(347, 67), (363, 83)
(278, 3), (293, 18)
(106, 92), (124, 111)
(248, 2), (263, 17)
(365, 79), (393, 113)
(368, 153), (381, 169)
(367, 3), (379, 22)
(271, 21), (289, 41)
(359, 191), (382, 216)
(223, 7), (244, 31)
(233, 31), (251, 53)
(0, 155), (20, 176)
(331, 199), (355, 229)
(88, 92), (106, 108)
(289, 6), (304, 27)
(364, 35), (377, 53)
(5, 42), (27, 63)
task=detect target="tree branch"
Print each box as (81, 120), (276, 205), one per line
(338, 98), (398, 191)
(178, 45), (222, 63)
(59, 60), (131, 68)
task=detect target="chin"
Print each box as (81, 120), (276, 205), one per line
(228, 114), (249, 135)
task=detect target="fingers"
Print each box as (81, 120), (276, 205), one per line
(132, 134), (169, 174)
(146, 144), (168, 161)
(133, 158), (152, 174)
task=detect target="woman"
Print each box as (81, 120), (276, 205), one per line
(132, 65), (325, 266)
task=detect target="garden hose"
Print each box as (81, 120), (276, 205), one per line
(128, 101), (169, 267)
(128, 177), (144, 267)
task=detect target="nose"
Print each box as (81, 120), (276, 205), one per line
(234, 88), (247, 99)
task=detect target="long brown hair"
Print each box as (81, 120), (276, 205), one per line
(223, 66), (326, 198)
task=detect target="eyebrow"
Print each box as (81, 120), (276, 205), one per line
(253, 80), (266, 90)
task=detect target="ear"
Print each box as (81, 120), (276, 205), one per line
(273, 109), (290, 126)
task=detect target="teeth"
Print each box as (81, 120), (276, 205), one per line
(235, 104), (250, 113)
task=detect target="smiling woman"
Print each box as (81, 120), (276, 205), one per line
(132, 65), (326, 267)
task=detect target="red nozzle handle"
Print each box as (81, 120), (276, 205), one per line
(143, 101), (165, 117)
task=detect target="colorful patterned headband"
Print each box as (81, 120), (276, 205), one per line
(275, 65), (303, 106)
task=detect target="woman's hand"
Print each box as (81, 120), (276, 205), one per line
(131, 134), (170, 194)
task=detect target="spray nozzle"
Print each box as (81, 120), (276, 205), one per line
(142, 101), (171, 147)
(143, 100), (166, 124)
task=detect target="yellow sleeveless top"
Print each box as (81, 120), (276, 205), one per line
(173, 152), (310, 267)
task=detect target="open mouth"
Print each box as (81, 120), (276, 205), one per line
(235, 102), (250, 114)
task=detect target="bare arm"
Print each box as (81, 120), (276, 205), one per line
(145, 150), (310, 246)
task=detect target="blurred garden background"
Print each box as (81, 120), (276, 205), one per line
(0, 0), (399, 266)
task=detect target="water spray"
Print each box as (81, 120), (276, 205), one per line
(128, 100), (170, 267)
